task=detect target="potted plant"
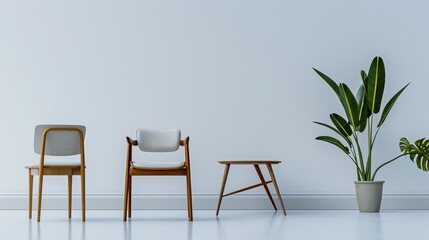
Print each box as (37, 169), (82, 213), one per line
(313, 56), (429, 212)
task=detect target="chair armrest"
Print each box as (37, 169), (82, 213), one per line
(126, 137), (138, 146)
(180, 136), (190, 146)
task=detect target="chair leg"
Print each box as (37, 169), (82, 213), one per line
(186, 171), (193, 221)
(123, 172), (130, 221)
(216, 164), (230, 216)
(68, 175), (72, 219)
(37, 174), (44, 222)
(128, 176), (132, 218)
(266, 164), (286, 215)
(81, 171), (86, 221)
(28, 170), (33, 219)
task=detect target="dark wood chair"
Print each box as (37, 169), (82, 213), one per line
(123, 129), (193, 221)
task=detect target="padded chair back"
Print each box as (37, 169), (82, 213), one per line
(137, 129), (181, 152)
(34, 125), (86, 156)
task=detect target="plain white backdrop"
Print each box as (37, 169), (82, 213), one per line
(1, 0), (429, 206)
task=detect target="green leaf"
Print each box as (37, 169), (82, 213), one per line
(367, 56), (386, 114)
(360, 70), (372, 119)
(330, 113), (353, 137)
(400, 137), (429, 172)
(399, 137), (411, 152)
(316, 136), (350, 154)
(313, 121), (352, 145)
(377, 83), (410, 127)
(356, 84), (368, 132)
(415, 139), (429, 171)
(313, 68), (340, 98)
(360, 70), (368, 83)
(339, 83), (359, 129)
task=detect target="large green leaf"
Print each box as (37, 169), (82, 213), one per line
(330, 113), (353, 137)
(367, 56), (386, 114)
(313, 121), (352, 145)
(339, 83), (359, 129)
(313, 68), (340, 98)
(377, 83), (410, 127)
(360, 70), (368, 83)
(356, 84), (368, 132)
(360, 70), (372, 119)
(400, 137), (429, 172)
(316, 136), (350, 154)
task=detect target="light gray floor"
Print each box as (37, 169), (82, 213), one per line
(0, 210), (426, 240)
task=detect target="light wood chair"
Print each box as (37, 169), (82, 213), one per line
(123, 129), (193, 221)
(25, 125), (86, 222)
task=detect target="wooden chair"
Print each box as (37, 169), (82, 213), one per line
(25, 125), (86, 222)
(123, 129), (193, 221)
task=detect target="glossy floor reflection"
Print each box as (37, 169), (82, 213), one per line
(0, 210), (427, 240)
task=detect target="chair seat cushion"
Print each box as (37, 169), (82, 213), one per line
(26, 161), (82, 167)
(132, 161), (185, 170)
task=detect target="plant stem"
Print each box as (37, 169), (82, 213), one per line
(347, 154), (364, 177)
(371, 154), (407, 180)
(349, 136), (361, 177)
(366, 116), (373, 181)
(371, 125), (381, 149)
(349, 145), (358, 176)
(353, 132), (366, 180)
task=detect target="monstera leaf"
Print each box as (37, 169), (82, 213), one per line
(400, 138), (429, 172)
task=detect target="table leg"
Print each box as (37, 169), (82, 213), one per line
(254, 164), (277, 210)
(267, 164), (286, 215)
(216, 164), (230, 216)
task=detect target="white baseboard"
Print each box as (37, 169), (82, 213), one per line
(1, 194), (429, 210)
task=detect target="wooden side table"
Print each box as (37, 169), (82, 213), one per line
(216, 160), (286, 215)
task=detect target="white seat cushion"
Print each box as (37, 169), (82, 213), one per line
(27, 161), (81, 167)
(132, 161), (185, 169)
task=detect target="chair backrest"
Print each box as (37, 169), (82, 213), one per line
(136, 129), (181, 152)
(34, 125), (86, 156)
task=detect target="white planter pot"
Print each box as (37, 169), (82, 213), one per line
(354, 181), (385, 212)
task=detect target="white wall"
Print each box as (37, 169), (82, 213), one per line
(1, 0), (429, 208)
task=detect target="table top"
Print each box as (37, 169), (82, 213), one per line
(218, 160), (281, 165)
